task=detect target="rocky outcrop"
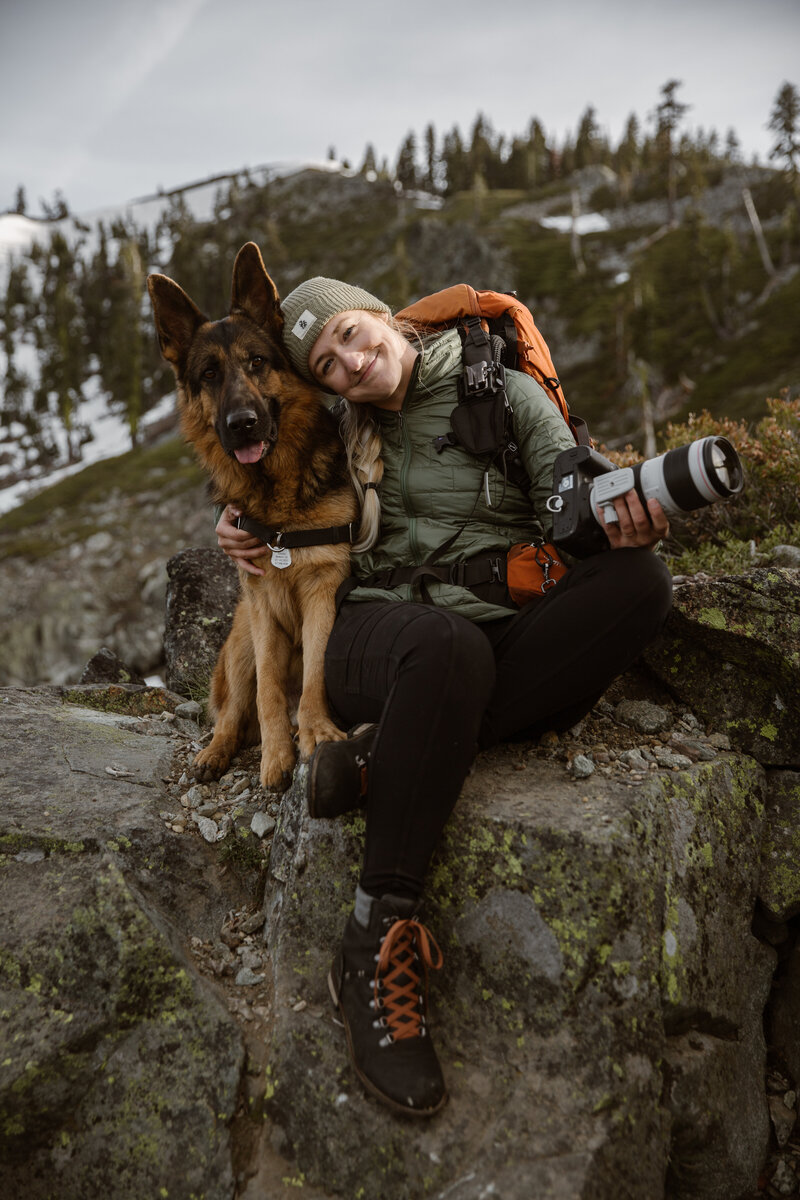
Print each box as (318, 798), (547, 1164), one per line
(263, 723), (772, 1200)
(0, 685), (247, 1198)
(644, 568), (800, 766)
(164, 548), (239, 698)
(3, 564), (800, 1198)
(0, 479), (216, 687)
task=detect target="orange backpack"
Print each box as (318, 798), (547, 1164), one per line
(396, 284), (589, 447)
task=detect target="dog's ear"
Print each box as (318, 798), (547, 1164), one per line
(147, 275), (207, 376)
(230, 242), (283, 336)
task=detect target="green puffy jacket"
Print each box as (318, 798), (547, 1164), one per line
(347, 329), (576, 622)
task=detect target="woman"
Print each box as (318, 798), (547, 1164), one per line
(216, 277), (672, 1118)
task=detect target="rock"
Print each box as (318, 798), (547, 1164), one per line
(571, 753), (595, 778)
(771, 1157), (799, 1196)
(615, 699), (673, 734)
(653, 747), (693, 770)
(768, 1094), (797, 1146)
(164, 548), (239, 699)
(0, 686), (246, 1199)
(644, 568), (800, 765)
(669, 733), (716, 762)
(759, 771), (800, 921)
(619, 748), (650, 771)
(769, 936), (800, 1085)
(79, 646), (146, 686)
(261, 748), (772, 1200)
(235, 967), (265, 987)
(194, 815), (221, 842)
(5, 561), (800, 1198)
(175, 699), (203, 720)
(251, 812), (277, 839)
(771, 545), (800, 568)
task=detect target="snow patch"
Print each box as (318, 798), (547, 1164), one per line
(539, 212), (610, 235)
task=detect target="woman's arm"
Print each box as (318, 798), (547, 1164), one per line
(215, 505), (269, 576)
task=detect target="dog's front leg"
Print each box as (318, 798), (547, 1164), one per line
(250, 596), (297, 791)
(295, 575), (347, 759)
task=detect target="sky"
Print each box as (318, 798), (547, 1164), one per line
(1, 0), (798, 216)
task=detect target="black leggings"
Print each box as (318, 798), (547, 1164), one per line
(324, 548), (673, 901)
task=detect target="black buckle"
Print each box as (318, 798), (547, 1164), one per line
(490, 557), (503, 583)
(448, 562), (466, 586)
(461, 361), (506, 398)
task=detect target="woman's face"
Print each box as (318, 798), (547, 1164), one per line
(308, 309), (417, 410)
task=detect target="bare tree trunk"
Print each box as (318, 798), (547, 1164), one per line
(742, 187), (776, 277)
(632, 358), (657, 458)
(571, 189), (586, 276)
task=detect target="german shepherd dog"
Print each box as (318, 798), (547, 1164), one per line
(147, 243), (356, 790)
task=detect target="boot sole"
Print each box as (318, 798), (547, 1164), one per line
(308, 724), (375, 820)
(327, 969), (448, 1119)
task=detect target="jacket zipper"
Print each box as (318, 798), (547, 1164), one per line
(397, 410), (422, 564)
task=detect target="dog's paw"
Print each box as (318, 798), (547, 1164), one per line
(260, 743), (297, 792)
(192, 746), (231, 782)
(296, 720), (347, 760)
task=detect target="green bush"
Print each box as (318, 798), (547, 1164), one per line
(604, 392), (800, 575)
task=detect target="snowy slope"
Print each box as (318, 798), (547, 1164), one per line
(0, 158), (345, 279)
(0, 159), (350, 516)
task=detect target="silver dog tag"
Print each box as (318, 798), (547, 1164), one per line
(269, 546), (292, 569)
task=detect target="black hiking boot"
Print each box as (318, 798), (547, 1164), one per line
(328, 890), (447, 1117)
(307, 723), (376, 819)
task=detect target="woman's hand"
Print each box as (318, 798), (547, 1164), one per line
(603, 491), (669, 551)
(216, 505), (269, 576)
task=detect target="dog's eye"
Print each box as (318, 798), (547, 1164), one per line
(250, 355), (265, 369)
(202, 366), (217, 380)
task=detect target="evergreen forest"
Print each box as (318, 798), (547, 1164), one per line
(1, 80), (799, 488)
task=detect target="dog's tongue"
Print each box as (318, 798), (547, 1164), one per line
(234, 443), (264, 465)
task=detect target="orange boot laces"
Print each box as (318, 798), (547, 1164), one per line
(373, 918), (443, 1043)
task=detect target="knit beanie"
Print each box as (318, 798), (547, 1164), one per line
(281, 277), (391, 383)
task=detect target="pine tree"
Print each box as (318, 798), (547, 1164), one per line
(768, 81), (800, 189)
(422, 124), (438, 193)
(14, 185), (27, 215)
(395, 132), (418, 190)
(724, 128), (742, 164)
(359, 143), (378, 178)
(526, 119), (550, 187)
(654, 79), (690, 222)
(441, 127), (470, 194)
(616, 114), (641, 202)
(35, 231), (88, 462)
(574, 106), (601, 170)
(468, 113), (499, 186)
(1, 262), (32, 428)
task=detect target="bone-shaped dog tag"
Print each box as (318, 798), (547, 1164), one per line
(269, 546), (292, 569)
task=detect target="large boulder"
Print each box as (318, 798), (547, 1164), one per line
(262, 724), (772, 1200)
(164, 548), (239, 699)
(4, 564), (800, 1199)
(0, 686), (246, 1200)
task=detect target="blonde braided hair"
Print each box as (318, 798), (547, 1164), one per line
(338, 316), (424, 552)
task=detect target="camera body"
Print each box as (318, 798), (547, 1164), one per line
(546, 437), (744, 558)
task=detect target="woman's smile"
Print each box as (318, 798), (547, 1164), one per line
(310, 310), (417, 410)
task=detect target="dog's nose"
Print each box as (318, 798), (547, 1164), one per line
(226, 408), (259, 433)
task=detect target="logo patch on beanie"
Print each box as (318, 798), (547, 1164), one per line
(291, 310), (317, 340)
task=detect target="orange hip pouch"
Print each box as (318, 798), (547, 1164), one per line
(507, 541), (569, 606)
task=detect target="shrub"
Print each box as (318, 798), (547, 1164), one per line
(602, 392), (800, 575)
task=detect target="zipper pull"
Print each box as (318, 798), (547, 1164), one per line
(483, 469), (492, 508)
